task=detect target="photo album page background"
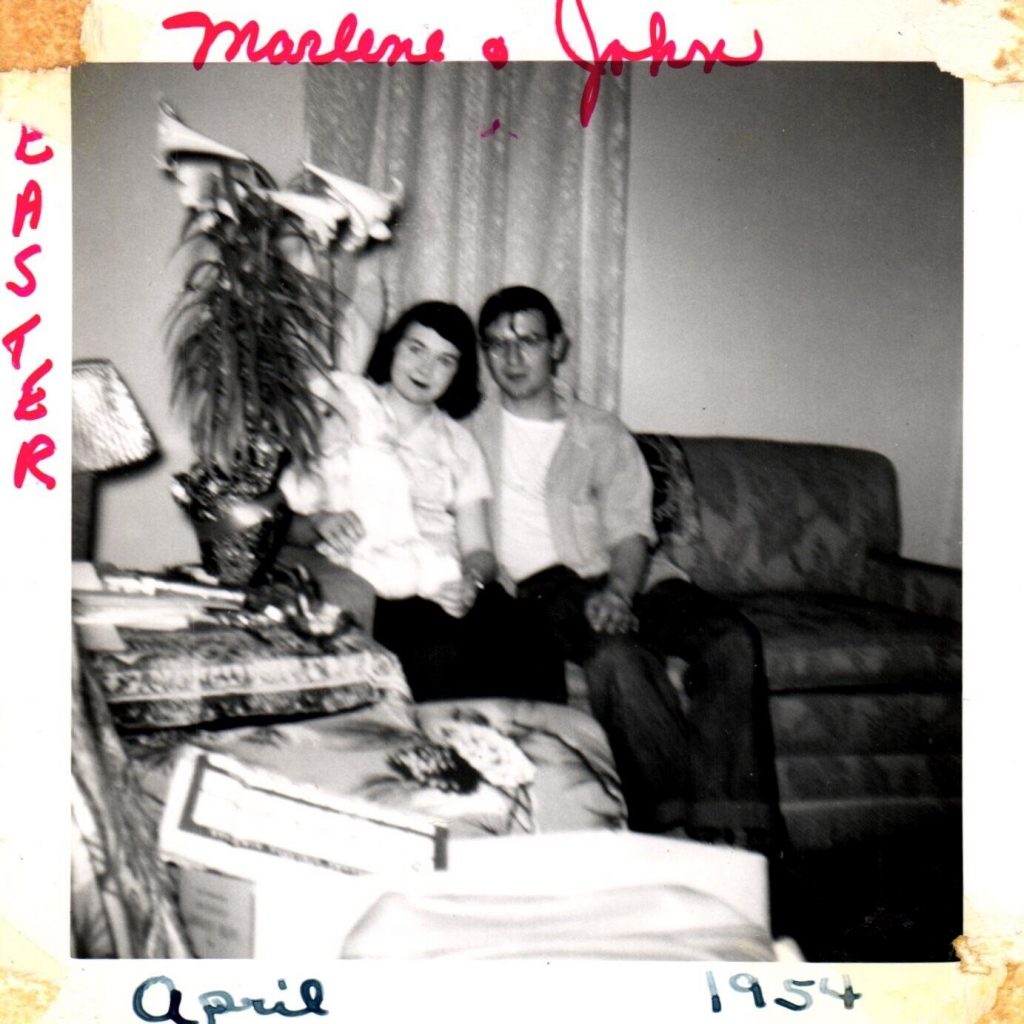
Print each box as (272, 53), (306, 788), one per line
(1, 0), (1021, 1019)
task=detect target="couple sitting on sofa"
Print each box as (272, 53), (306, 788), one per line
(280, 284), (781, 854)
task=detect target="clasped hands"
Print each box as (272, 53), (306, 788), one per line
(584, 585), (638, 635)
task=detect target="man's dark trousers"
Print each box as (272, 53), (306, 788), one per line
(516, 566), (781, 844)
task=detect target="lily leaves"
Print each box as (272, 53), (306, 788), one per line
(158, 102), (403, 480)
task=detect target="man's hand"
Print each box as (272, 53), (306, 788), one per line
(585, 586), (638, 635)
(586, 534), (648, 635)
(312, 510), (365, 557)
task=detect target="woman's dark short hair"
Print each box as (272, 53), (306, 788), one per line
(478, 285), (563, 341)
(365, 300), (481, 419)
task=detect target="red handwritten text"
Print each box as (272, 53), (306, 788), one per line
(5, 125), (56, 490)
(163, 10), (446, 71)
(554, 0), (763, 126)
(482, 36), (509, 70)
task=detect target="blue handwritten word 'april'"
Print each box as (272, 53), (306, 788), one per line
(132, 976), (328, 1024)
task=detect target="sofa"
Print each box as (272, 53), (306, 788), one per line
(631, 435), (961, 855)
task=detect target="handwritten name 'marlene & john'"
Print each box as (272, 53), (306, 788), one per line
(161, 0), (764, 126)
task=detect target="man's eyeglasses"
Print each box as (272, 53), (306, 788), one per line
(481, 334), (549, 358)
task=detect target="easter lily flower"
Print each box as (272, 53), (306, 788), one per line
(156, 99), (253, 168)
(155, 101), (265, 215)
(263, 190), (353, 250)
(302, 161), (403, 251)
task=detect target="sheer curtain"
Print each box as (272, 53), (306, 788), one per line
(304, 63), (631, 410)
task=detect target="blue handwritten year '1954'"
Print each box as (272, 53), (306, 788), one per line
(706, 971), (862, 1012)
(132, 976), (328, 1024)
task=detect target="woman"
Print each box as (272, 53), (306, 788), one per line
(280, 301), (565, 704)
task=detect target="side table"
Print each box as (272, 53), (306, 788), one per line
(73, 564), (410, 731)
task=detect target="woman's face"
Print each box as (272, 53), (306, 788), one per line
(389, 322), (461, 407)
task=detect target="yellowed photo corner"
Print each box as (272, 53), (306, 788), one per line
(0, 918), (65, 1024)
(916, 0), (1024, 82)
(0, 68), (70, 143)
(0, 0), (88, 72)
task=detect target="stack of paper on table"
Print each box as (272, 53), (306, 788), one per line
(72, 561), (246, 645)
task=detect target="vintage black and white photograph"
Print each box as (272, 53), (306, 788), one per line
(69, 60), (962, 965)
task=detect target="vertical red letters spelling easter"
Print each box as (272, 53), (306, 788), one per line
(4, 124), (56, 490)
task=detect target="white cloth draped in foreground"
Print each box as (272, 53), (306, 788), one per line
(270, 830), (777, 961)
(342, 830), (775, 961)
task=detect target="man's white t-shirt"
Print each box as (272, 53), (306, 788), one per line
(497, 408), (566, 583)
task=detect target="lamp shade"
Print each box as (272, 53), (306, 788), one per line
(72, 360), (157, 472)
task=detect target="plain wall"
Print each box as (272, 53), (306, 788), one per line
(620, 63), (962, 567)
(73, 64), (308, 569)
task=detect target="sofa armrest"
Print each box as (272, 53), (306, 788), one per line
(863, 551), (962, 622)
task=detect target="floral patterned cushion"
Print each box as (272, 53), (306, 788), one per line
(126, 698), (628, 840)
(633, 434), (707, 576)
(670, 439), (901, 595)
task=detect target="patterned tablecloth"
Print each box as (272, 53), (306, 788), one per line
(80, 621), (411, 731)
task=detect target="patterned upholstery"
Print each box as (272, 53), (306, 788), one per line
(637, 437), (901, 595)
(736, 593), (961, 694)
(634, 434), (961, 852)
(82, 623), (410, 731)
(769, 691), (961, 756)
(126, 699), (627, 841)
(633, 435), (706, 572)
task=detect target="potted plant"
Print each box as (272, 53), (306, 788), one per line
(157, 102), (401, 584)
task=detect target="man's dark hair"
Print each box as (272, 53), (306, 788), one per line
(365, 300), (481, 420)
(478, 285), (563, 341)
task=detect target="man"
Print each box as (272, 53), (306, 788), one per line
(471, 285), (782, 853)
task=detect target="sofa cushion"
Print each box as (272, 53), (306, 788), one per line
(775, 752), (961, 804)
(779, 796), (961, 851)
(733, 593), (961, 694)
(677, 439), (901, 595)
(769, 691), (961, 756)
(633, 435), (708, 577)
